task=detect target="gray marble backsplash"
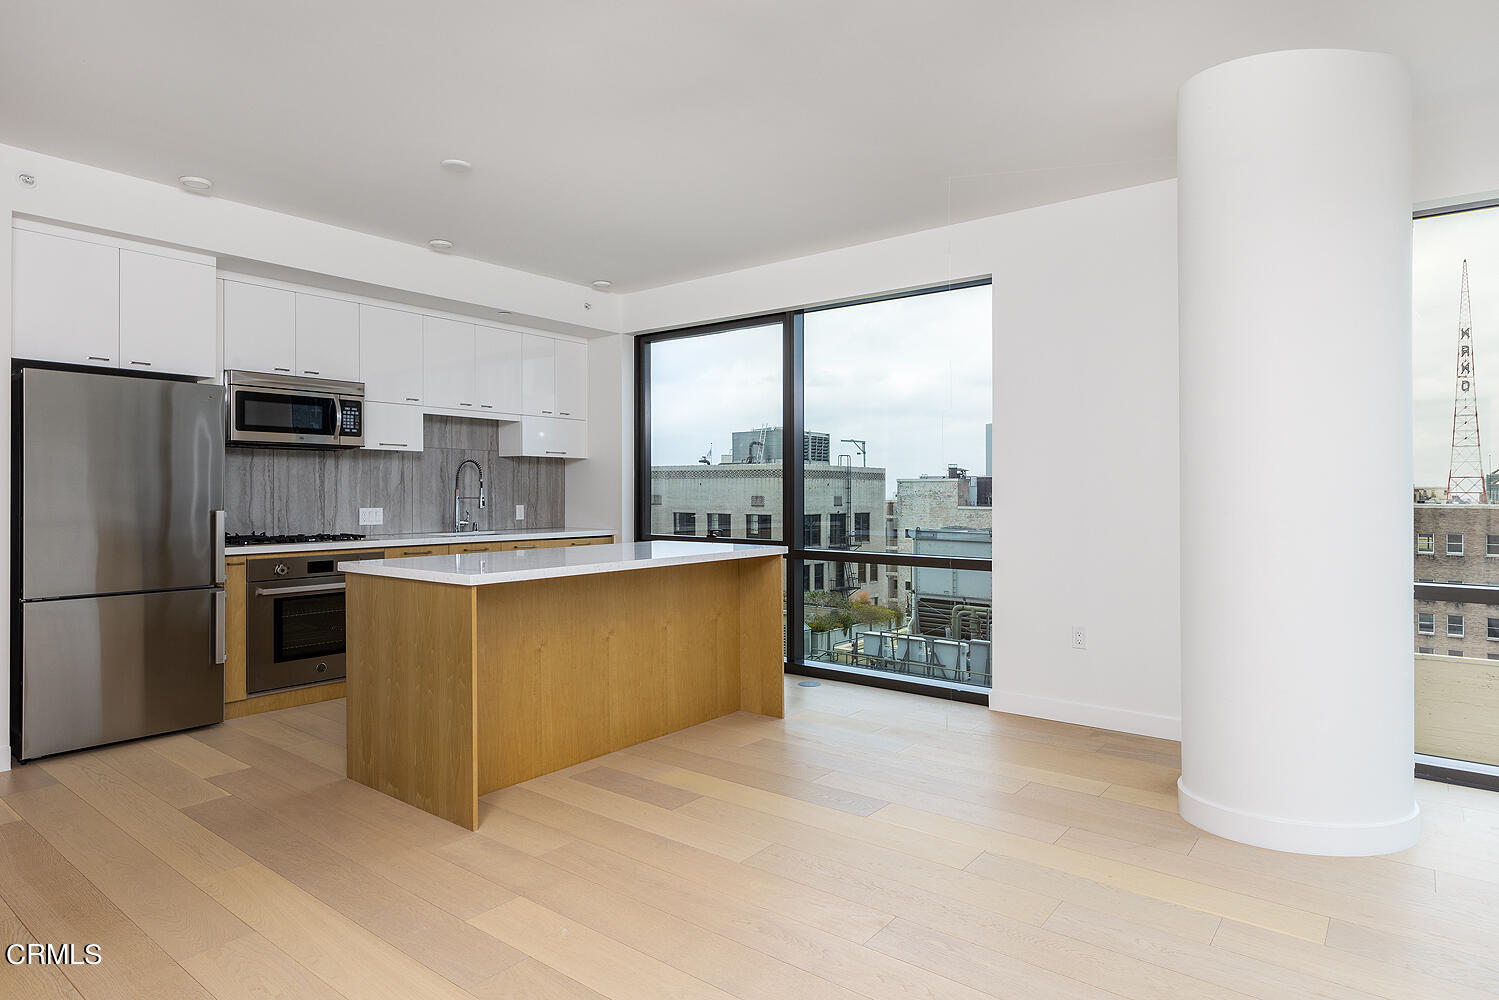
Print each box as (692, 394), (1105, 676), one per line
(225, 415), (564, 535)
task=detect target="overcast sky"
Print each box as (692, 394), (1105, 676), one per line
(1415, 208), (1499, 487)
(649, 285), (992, 498)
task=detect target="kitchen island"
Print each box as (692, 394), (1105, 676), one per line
(339, 541), (786, 828)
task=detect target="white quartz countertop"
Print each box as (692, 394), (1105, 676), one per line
(225, 527), (614, 555)
(339, 540), (787, 587)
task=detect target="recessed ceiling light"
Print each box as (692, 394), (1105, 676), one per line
(428, 238), (454, 251)
(591, 279), (614, 291)
(178, 175), (213, 192)
(440, 159), (473, 172)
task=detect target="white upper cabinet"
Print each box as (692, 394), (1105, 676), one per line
(118, 251), (216, 377)
(422, 316), (477, 411)
(361, 401), (425, 452)
(498, 415), (587, 459)
(521, 333), (556, 416)
(222, 280), (295, 374)
(475, 327), (522, 414)
(294, 293), (359, 381)
(358, 304), (423, 404)
(12, 227), (121, 367)
(553, 339), (587, 420)
(13, 223), (216, 378)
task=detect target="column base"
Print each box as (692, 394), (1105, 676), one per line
(1177, 778), (1420, 856)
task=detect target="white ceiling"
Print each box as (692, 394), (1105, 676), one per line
(4, 1), (1498, 292)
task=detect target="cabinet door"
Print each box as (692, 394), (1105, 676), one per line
(12, 228), (120, 366)
(118, 251), (216, 378)
(358, 304), (423, 403)
(521, 334), (557, 415)
(475, 327), (522, 414)
(499, 415), (586, 459)
(294, 293), (359, 381)
(361, 402), (425, 451)
(222, 281), (295, 374)
(423, 316), (477, 411)
(553, 339), (587, 420)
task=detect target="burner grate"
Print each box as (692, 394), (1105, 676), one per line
(225, 531), (368, 547)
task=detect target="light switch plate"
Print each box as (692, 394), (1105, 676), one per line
(359, 507), (384, 526)
(514, 504), (525, 521)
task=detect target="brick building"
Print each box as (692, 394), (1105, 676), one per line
(1412, 503), (1499, 657)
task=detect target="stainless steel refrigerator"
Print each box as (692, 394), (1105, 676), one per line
(13, 367), (226, 760)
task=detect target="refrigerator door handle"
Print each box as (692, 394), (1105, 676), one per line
(213, 510), (226, 585)
(214, 589), (227, 665)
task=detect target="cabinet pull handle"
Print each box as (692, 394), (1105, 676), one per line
(545, 450), (566, 455)
(541, 410), (553, 414)
(303, 369), (319, 375)
(274, 367), (292, 372)
(129, 360), (151, 366)
(378, 442), (408, 448)
(459, 402), (473, 407)
(513, 544), (536, 549)
(405, 397), (420, 402)
(87, 356), (111, 362)
(559, 411), (570, 416)
(481, 404), (494, 409)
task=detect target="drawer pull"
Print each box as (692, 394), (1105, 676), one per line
(459, 402), (473, 407)
(405, 396), (420, 402)
(274, 367), (292, 372)
(545, 450), (566, 455)
(303, 369), (320, 375)
(513, 544), (536, 550)
(378, 442), (408, 448)
(129, 360), (151, 366)
(87, 356), (112, 362)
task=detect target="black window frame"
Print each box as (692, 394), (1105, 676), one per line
(634, 278), (995, 703)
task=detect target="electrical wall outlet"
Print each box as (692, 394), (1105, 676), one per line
(358, 507), (384, 526)
(1071, 626), (1087, 650)
(514, 504), (525, 521)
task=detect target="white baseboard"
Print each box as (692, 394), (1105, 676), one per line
(1178, 778), (1421, 856)
(988, 690), (1181, 741)
(1, 745), (9, 773)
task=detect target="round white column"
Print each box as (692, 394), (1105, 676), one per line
(1178, 50), (1420, 856)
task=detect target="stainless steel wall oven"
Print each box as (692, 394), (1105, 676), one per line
(245, 550), (383, 694)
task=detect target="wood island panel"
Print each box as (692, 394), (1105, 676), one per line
(346, 578), (479, 829)
(344, 554), (784, 828)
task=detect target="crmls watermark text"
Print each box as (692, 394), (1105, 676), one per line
(5, 943), (102, 965)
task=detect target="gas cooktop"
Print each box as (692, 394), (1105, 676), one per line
(225, 531), (368, 547)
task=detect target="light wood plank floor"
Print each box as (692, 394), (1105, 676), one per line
(2, 676), (1498, 999)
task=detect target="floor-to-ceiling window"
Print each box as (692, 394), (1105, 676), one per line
(635, 280), (993, 699)
(1413, 201), (1499, 783)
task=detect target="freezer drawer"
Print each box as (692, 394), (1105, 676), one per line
(19, 589), (224, 759)
(20, 368), (225, 600)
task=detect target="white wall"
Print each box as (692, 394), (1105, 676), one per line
(565, 334), (635, 542)
(621, 180), (1184, 739)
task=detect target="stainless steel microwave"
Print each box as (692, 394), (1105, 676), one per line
(225, 370), (364, 448)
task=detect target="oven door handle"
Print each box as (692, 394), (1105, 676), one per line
(253, 582), (347, 597)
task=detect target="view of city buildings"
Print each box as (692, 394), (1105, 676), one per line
(651, 424), (994, 686)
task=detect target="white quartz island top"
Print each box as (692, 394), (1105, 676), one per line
(339, 540), (786, 587)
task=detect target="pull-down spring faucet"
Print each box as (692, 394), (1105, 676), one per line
(454, 459), (485, 532)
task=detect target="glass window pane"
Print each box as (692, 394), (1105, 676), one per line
(647, 323), (783, 539)
(801, 559), (992, 689)
(802, 284), (992, 563)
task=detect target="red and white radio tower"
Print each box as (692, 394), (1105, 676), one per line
(1447, 260), (1488, 503)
